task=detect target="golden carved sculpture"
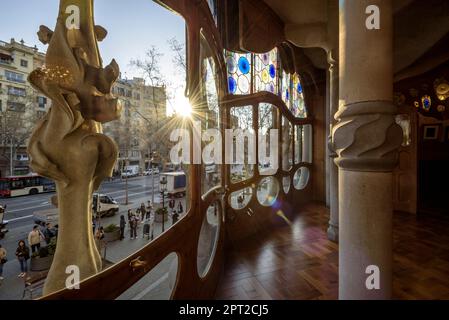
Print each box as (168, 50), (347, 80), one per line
(27, 0), (121, 295)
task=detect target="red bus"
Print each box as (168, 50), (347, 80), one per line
(0, 174), (56, 197)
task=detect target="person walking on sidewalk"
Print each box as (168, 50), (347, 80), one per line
(171, 211), (179, 225)
(95, 227), (105, 241)
(146, 201), (153, 220)
(119, 215), (126, 241)
(130, 215), (138, 239)
(127, 209), (133, 223)
(169, 199), (175, 213)
(28, 225), (43, 254)
(43, 223), (55, 245)
(0, 244), (6, 281)
(140, 203), (146, 222)
(177, 201), (184, 215)
(15, 240), (30, 278)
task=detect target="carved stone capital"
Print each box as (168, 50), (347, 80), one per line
(327, 130), (338, 158)
(332, 101), (402, 172)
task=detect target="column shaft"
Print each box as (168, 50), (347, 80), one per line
(327, 55), (339, 242)
(334, 0), (401, 299)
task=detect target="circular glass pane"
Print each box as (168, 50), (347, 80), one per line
(229, 187), (253, 209)
(293, 167), (310, 190)
(282, 176), (291, 194)
(197, 201), (221, 278)
(257, 177), (280, 207)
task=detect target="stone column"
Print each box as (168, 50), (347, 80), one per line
(327, 51), (339, 242)
(332, 0), (402, 299)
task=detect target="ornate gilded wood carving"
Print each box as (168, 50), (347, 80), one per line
(27, 0), (121, 294)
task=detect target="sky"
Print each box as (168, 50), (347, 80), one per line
(0, 0), (187, 113)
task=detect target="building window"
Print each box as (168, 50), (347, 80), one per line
(16, 154), (29, 161)
(20, 59), (28, 68)
(7, 101), (26, 112)
(0, 53), (13, 65)
(7, 86), (26, 96)
(5, 70), (25, 83)
(37, 110), (46, 119)
(37, 96), (47, 108)
(0, 99), (2, 112)
(117, 87), (125, 96)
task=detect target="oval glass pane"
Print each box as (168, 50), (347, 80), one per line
(229, 187), (253, 210)
(302, 124), (313, 163)
(257, 177), (280, 207)
(200, 32), (221, 196)
(282, 117), (293, 171)
(116, 252), (178, 300)
(295, 125), (303, 164)
(293, 167), (310, 190)
(230, 105), (255, 184)
(197, 201), (221, 278)
(282, 176), (291, 194)
(258, 103), (278, 175)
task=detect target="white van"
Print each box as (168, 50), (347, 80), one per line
(33, 194), (119, 225)
(92, 193), (119, 217)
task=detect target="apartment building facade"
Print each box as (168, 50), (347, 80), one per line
(106, 77), (167, 174)
(0, 38), (50, 177)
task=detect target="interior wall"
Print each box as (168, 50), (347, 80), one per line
(312, 80), (327, 203)
(417, 115), (449, 214)
(394, 61), (449, 215)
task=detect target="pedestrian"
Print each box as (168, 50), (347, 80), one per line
(119, 215), (126, 241)
(15, 240), (30, 278)
(143, 216), (150, 240)
(146, 201), (153, 220)
(140, 203), (146, 222)
(95, 226), (105, 241)
(172, 211), (179, 225)
(28, 225), (43, 254)
(127, 209), (133, 223)
(150, 216), (155, 240)
(177, 201), (184, 214)
(92, 216), (96, 234)
(43, 223), (55, 244)
(169, 199), (175, 212)
(130, 215), (138, 239)
(0, 244), (7, 281)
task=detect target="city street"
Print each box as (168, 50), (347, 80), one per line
(0, 175), (162, 256)
(0, 174), (189, 300)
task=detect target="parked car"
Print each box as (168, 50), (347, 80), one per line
(144, 168), (160, 176)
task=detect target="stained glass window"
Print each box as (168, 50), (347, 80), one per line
(291, 73), (307, 118)
(225, 51), (252, 95)
(254, 48), (278, 95)
(281, 70), (291, 106)
(280, 71), (307, 118)
(225, 48), (280, 96)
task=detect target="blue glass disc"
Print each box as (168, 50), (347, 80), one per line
(228, 77), (237, 94)
(238, 56), (250, 74)
(269, 64), (276, 78)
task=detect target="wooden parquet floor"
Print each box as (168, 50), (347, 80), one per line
(215, 202), (449, 300)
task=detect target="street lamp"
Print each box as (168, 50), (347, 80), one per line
(159, 176), (167, 232)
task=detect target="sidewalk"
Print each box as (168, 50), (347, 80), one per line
(0, 195), (186, 300)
